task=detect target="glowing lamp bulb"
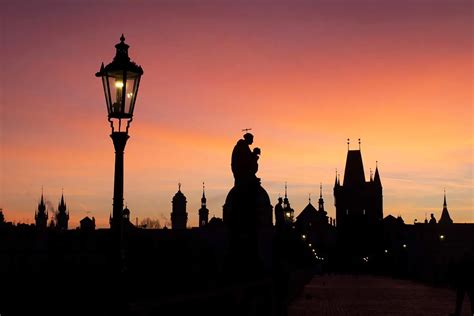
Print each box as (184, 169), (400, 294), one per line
(115, 81), (124, 88)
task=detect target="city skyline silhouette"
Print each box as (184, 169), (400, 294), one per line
(1, 3), (472, 225)
(1, 2), (473, 315)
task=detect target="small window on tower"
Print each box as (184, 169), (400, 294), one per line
(346, 209), (349, 215)
(363, 209), (366, 215)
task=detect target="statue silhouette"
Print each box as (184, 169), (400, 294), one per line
(224, 132), (273, 283)
(274, 197), (285, 228)
(429, 213), (437, 224)
(231, 133), (260, 186)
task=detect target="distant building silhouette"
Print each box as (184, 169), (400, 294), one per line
(198, 183), (209, 227)
(80, 216), (95, 231)
(439, 191), (453, 225)
(334, 141), (383, 260)
(171, 183), (188, 229)
(56, 193), (69, 230)
(295, 185), (335, 257)
(296, 185), (328, 228)
(35, 191), (48, 229)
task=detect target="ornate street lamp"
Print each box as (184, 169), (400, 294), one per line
(96, 35), (143, 231)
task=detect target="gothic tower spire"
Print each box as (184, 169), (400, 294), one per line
(56, 190), (69, 230)
(443, 189), (447, 208)
(439, 189), (453, 225)
(35, 189), (48, 230)
(318, 183), (325, 213)
(374, 161), (382, 188)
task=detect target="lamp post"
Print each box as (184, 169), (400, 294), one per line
(96, 35), (143, 232)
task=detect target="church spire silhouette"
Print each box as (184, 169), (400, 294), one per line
(35, 188), (48, 230)
(439, 189), (453, 225)
(318, 183), (325, 213)
(374, 161), (382, 188)
(199, 182), (209, 227)
(56, 190), (69, 230)
(283, 182), (291, 208)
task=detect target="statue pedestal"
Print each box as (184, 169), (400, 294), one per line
(223, 182), (273, 277)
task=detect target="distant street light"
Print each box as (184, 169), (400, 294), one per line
(96, 34), (143, 231)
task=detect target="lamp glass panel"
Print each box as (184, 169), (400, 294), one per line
(107, 72), (125, 115)
(124, 75), (138, 116)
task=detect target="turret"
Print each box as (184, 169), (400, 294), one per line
(318, 183), (326, 214)
(35, 190), (48, 229)
(198, 182), (209, 227)
(56, 191), (69, 230)
(171, 183), (188, 230)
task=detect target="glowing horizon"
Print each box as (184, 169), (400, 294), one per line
(1, 0), (472, 228)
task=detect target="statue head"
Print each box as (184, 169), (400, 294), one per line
(278, 197), (283, 204)
(243, 133), (254, 145)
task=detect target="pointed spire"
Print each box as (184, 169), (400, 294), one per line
(60, 188), (65, 206)
(308, 193), (311, 204)
(120, 33), (125, 42)
(439, 189), (453, 225)
(58, 188), (67, 214)
(370, 168), (373, 181)
(318, 183), (326, 214)
(283, 182), (289, 207)
(201, 182), (207, 207)
(358, 138), (361, 150)
(374, 161), (381, 187)
(334, 169), (339, 187)
(347, 138), (350, 151)
(443, 188), (447, 207)
(178, 182), (181, 191)
(41, 186), (44, 204)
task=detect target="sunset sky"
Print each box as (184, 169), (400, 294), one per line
(1, 0), (472, 228)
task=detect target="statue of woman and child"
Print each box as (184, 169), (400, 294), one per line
(231, 132), (261, 187)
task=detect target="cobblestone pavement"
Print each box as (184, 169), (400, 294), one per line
(289, 275), (472, 316)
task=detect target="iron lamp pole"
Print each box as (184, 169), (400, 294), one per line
(96, 34), (143, 232)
